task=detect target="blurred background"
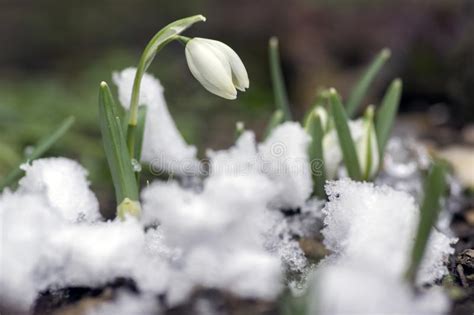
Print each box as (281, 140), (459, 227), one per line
(1, 0), (473, 209)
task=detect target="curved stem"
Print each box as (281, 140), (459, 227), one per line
(125, 14), (206, 158)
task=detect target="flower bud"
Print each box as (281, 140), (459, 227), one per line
(313, 106), (329, 132)
(356, 106), (380, 179)
(185, 38), (249, 99)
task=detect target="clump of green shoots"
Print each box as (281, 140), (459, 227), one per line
(266, 39), (402, 199)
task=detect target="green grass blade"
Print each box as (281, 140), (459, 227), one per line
(329, 89), (362, 180)
(263, 109), (285, 139)
(99, 81), (139, 215)
(269, 37), (292, 121)
(0, 116), (75, 191)
(346, 48), (391, 117)
(405, 162), (447, 285)
(305, 110), (326, 199)
(375, 79), (402, 160)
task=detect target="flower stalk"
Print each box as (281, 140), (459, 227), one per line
(126, 14), (207, 159)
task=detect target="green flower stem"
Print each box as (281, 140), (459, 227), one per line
(175, 35), (191, 45)
(126, 15), (206, 159)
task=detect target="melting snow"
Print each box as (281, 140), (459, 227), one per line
(309, 179), (456, 314)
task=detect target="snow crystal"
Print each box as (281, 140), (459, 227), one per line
(322, 178), (456, 284)
(207, 131), (260, 178)
(113, 68), (199, 175)
(258, 122), (312, 209)
(0, 191), (62, 311)
(86, 292), (160, 315)
(18, 157), (100, 222)
(141, 173), (283, 301)
(310, 178), (456, 314)
(208, 123), (313, 209)
(0, 186), (156, 312)
(310, 262), (450, 315)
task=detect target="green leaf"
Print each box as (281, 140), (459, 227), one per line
(263, 109), (285, 139)
(0, 116), (75, 191)
(127, 15), (206, 158)
(375, 79), (402, 160)
(99, 81), (139, 216)
(405, 162), (447, 285)
(329, 89), (362, 180)
(346, 48), (391, 117)
(305, 110), (326, 199)
(269, 37), (292, 121)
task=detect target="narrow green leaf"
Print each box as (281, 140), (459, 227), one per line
(264, 109), (285, 139)
(329, 89), (362, 180)
(361, 105), (377, 181)
(99, 82), (139, 214)
(0, 116), (75, 191)
(269, 37), (292, 121)
(405, 162), (447, 285)
(375, 78), (402, 160)
(305, 110), (326, 199)
(346, 48), (391, 117)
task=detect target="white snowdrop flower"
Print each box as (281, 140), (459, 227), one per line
(185, 38), (249, 100)
(356, 106), (380, 179)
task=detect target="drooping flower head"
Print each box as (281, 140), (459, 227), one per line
(185, 38), (249, 100)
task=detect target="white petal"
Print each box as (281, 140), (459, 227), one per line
(185, 39), (237, 99)
(200, 38), (249, 91)
(323, 130), (343, 180)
